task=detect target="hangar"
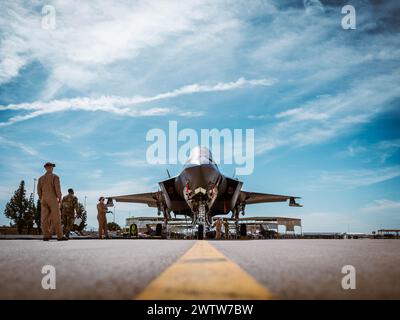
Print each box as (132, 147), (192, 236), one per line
(125, 216), (302, 239)
(237, 216), (302, 238)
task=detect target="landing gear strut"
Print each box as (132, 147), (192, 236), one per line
(232, 203), (245, 239)
(196, 203), (206, 240)
(232, 207), (239, 237)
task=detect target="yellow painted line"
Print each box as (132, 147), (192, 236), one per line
(136, 241), (274, 300)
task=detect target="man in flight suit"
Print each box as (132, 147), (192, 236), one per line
(37, 162), (68, 241)
(97, 197), (109, 239)
(61, 188), (79, 238)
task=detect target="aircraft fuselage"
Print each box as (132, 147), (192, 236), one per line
(159, 147), (243, 223)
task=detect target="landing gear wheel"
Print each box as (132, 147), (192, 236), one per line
(156, 223), (163, 236)
(240, 223), (247, 237)
(198, 224), (204, 240)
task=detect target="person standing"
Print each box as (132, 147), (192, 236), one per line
(97, 197), (108, 239)
(214, 218), (223, 240)
(61, 188), (79, 238)
(224, 219), (230, 240)
(37, 162), (68, 241)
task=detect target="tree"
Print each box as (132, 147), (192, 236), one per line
(34, 200), (42, 234)
(107, 222), (121, 231)
(74, 202), (87, 234)
(25, 193), (35, 234)
(4, 181), (29, 234)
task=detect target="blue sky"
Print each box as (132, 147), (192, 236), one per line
(0, 0), (399, 232)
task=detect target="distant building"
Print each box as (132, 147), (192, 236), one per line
(377, 229), (400, 239)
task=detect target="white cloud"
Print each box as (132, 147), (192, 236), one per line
(0, 0), (269, 99)
(303, 0), (324, 14)
(51, 130), (72, 141)
(376, 139), (400, 163)
(0, 77), (275, 126)
(178, 111), (204, 117)
(376, 139), (400, 150)
(345, 145), (368, 157)
(362, 199), (400, 213)
(238, 2), (400, 157)
(248, 115), (268, 120)
(337, 139), (400, 163)
(255, 71), (400, 155)
(0, 135), (40, 157)
(0, 1), (207, 87)
(318, 166), (400, 189)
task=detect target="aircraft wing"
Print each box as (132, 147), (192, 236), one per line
(106, 192), (163, 208)
(239, 191), (302, 207)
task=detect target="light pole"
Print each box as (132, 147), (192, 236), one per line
(32, 178), (37, 202)
(84, 196), (87, 210)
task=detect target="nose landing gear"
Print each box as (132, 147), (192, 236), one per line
(192, 203), (210, 240)
(197, 203), (207, 240)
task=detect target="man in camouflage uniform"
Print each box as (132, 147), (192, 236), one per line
(61, 188), (79, 238)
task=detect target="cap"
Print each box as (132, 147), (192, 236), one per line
(68, 188), (74, 194)
(44, 162), (56, 168)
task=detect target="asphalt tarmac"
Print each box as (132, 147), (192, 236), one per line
(213, 239), (400, 299)
(0, 239), (399, 299)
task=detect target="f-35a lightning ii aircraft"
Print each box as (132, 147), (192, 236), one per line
(105, 146), (301, 236)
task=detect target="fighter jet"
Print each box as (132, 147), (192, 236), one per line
(105, 146), (301, 235)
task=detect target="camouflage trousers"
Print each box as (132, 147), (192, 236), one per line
(61, 212), (75, 236)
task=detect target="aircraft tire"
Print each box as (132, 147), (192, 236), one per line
(156, 223), (162, 236)
(198, 224), (204, 240)
(240, 223), (247, 237)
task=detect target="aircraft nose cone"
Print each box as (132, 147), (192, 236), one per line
(184, 164), (219, 191)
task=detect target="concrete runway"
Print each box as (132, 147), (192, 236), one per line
(0, 239), (399, 299)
